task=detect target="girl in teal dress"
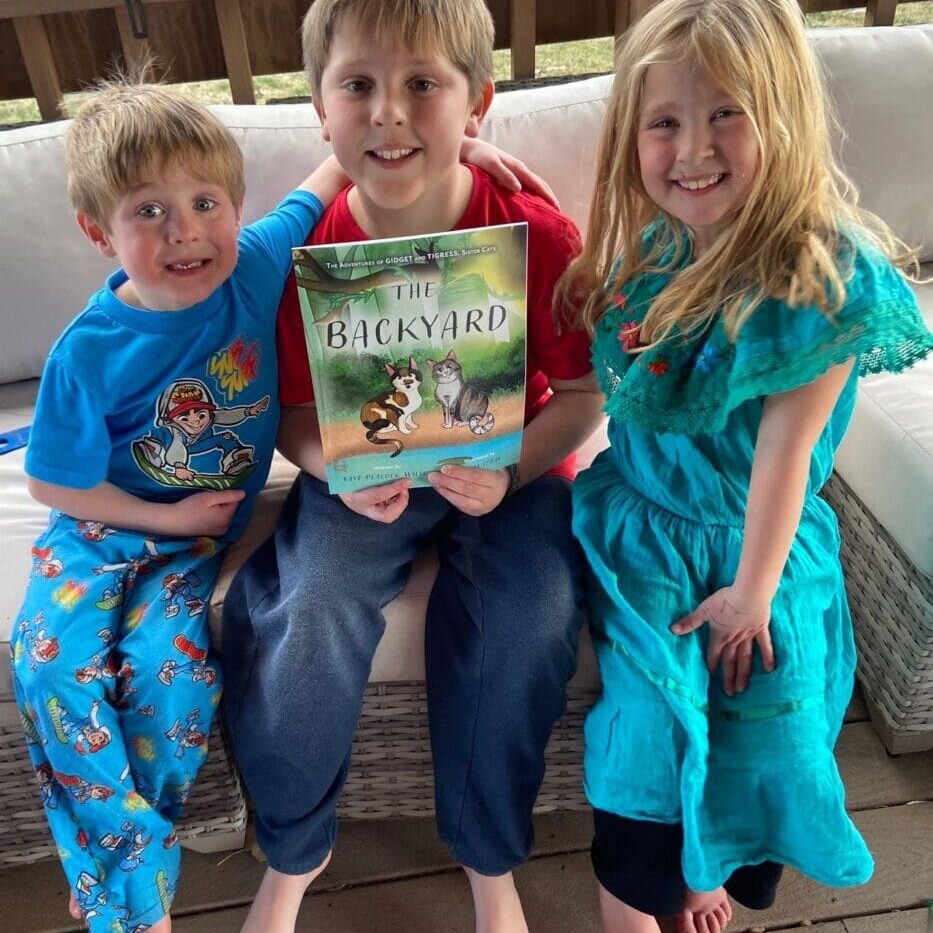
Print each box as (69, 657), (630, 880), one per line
(558, 1), (933, 931)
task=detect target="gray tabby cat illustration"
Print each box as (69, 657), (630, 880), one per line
(426, 350), (495, 434)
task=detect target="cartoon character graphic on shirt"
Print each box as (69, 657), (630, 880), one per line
(157, 633), (217, 688)
(132, 377), (269, 488)
(46, 696), (112, 754)
(160, 571), (205, 619)
(15, 611), (60, 669)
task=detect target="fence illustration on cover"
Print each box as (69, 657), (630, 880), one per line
(294, 223), (528, 493)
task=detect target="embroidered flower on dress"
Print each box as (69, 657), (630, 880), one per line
(647, 359), (669, 375)
(618, 321), (642, 352)
(693, 345), (724, 374)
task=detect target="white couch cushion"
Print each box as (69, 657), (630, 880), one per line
(814, 26), (933, 262)
(834, 267), (933, 576)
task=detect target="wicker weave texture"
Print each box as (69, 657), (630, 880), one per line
(824, 472), (933, 751)
(1, 684), (595, 864)
(0, 719), (246, 866)
(338, 684), (596, 820)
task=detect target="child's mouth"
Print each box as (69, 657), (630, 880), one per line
(368, 147), (420, 166)
(673, 173), (726, 192)
(166, 259), (211, 273)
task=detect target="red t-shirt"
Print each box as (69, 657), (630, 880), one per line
(276, 164), (592, 479)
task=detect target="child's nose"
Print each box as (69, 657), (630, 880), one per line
(167, 211), (200, 244)
(372, 89), (405, 127)
(677, 123), (715, 166)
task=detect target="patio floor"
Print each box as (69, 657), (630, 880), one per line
(1, 692), (931, 933)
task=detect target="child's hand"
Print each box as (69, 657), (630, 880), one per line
(428, 464), (510, 516)
(338, 478), (411, 523)
(671, 586), (775, 696)
(169, 490), (245, 537)
(459, 138), (559, 208)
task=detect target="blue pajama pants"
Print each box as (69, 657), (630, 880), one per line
(10, 513), (223, 933)
(222, 473), (585, 876)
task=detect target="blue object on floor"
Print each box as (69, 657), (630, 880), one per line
(0, 425), (30, 454)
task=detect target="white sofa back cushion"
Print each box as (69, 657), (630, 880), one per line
(1, 25), (931, 386)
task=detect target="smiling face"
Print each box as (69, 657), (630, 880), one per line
(314, 16), (491, 237)
(79, 161), (242, 312)
(637, 61), (760, 256)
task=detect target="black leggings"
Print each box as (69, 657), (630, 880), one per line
(592, 809), (784, 918)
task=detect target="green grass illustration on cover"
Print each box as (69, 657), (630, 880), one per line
(294, 223), (528, 493)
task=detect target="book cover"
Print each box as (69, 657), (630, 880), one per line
(294, 223), (528, 493)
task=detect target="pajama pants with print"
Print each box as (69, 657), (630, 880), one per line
(9, 513), (223, 933)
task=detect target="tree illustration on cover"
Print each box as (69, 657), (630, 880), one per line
(293, 223), (528, 493)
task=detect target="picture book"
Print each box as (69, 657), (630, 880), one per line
(293, 223), (528, 493)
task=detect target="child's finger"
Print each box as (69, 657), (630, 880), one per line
(756, 627), (776, 672)
(208, 489), (246, 504)
(720, 641), (739, 695)
(735, 639), (753, 692)
(670, 611), (704, 635)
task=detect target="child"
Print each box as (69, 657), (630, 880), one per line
(220, 1), (605, 931)
(559, 1), (933, 932)
(7, 80), (343, 933)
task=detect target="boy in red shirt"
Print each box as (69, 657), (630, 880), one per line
(222, 2), (603, 930)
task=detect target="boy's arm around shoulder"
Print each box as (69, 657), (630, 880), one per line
(296, 155), (349, 210)
(26, 477), (244, 539)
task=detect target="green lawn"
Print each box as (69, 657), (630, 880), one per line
(2, 3), (932, 127)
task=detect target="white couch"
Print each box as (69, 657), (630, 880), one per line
(1, 25), (931, 863)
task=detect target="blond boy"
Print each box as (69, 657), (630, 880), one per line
(221, 3), (604, 931)
(10, 82), (344, 932)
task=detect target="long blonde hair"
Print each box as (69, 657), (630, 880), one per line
(560, 0), (916, 343)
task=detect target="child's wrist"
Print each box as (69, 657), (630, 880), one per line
(728, 577), (776, 611)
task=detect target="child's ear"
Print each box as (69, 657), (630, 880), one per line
(235, 196), (245, 229)
(313, 97), (331, 143)
(464, 81), (495, 139)
(75, 211), (117, 259)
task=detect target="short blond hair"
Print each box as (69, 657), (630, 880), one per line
(65, 81), (245, 227)
(302, 0), (494, 102)
(561, 0), (916, 341)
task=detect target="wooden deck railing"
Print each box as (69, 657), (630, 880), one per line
(0, 0), (924, 121)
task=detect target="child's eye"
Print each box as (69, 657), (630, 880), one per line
(713, 108), (740, 121)
(409, 78), (438, 94)
(341, 79), (371, 94)
(650, 118), (676, 130)
(194, 197), (218, 212)
(137, 203), (164, 219)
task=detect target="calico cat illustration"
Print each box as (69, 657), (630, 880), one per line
(360, 358), (423, 457)
(427, 350), (495, 434)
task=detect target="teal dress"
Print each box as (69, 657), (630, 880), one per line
(572, 230), (932, 893)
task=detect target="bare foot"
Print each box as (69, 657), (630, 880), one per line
(239, 851), (332, 933)
(148, 914), (172, 932)
(464, 867), (529, 933)
(68, 891), (82, 921)
(677, 886), (732, 933)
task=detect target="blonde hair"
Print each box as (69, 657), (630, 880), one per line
(65, 81), (245, 227)
(561, 0), (917, 343)
(302, 0), (494, 102)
